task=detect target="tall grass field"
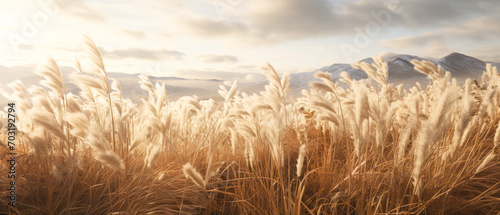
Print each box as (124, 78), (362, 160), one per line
(1, 37), (500, 214)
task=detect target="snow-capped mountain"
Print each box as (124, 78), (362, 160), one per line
(289, 52), (499, 90)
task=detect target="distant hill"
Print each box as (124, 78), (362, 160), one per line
(289, 52), (500, 91)
(0, 67), (226, 105)
(1, 52), (498, 105)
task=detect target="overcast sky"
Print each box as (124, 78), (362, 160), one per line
(1, 0), (499, 81)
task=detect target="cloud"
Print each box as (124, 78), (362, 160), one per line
(121, 29), (147, 39)
(197, 54), (238, 63)
(142, 0), (186, 10)
(380, 32), (452, 58)
(380, 13), (500, 59)
(466, 46), (500, 62)
(247, 0), (338, 37)
(101, 47), (185, 61)
(179, 0), (499, 45)
(421, 41), (452, 58)
(178, 0), (340, 44)
(339, 0), (499, 27)
(380, 33), (444, 49)
(0, 64), (37, 84)
(64, 2), (107, 23)
(444, 16), (500, 40)
(18, 44), (34, 50)
(179, 18), (248, 38)
(172, 69), (260, 81)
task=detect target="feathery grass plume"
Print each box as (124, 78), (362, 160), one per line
(0, 85), (10, 100)
(86, 121), (112, 152)
(251, 103), (274, 114)
(95, 150), (125, 172)
(369, 88), (394, 150)
(310, 71), (345, 129)
(230, 131), (238, 154)
(261, 63), (281, 86)
(236, 123), (256, 140)
(66, 93), (83, 113)
(29, 87), (56, 113)
(261, 63), (291, 111)
(266, 122), (284, 167)
(29, 109), (66, 141)
(352, 55), (388, 85)
(351, 80), (370, 157)
(372, 55), (389, 81)
(397, 121), (413, 163)
(313, 71), (337, 93)
(110, 80), (129, 153)
(281, 73), (291, 95)
(411, 59), (449, 92)
(86, 121), (124, 171)
(412, 86), (457, 197)
(64, 112), (90, 139)
(145, 144), (161, 168)
(138, 74), (155, 99)
(494, 120), (500, 147)
(309, 82), (333, 94)
(481, 63), (499, 85)
(129, 134), (146, 154)
(309, 95), (340, 126)
(183, 163), (205, 189)
(442, 93), (475, 161)
(82, 35), (106, 75)
(339, 71), (353, 86)
(296, 144), (307, 177)
(35, 58), (65, 98)
(219, 81), (238, 102)
(71, 73), (107, 97)
(475, 151), (496, 175)
(245, 140), (255, 169)
(204, 138), (216, 187)
(111, 80), (124, 113)
(411, 60), (443, 80)
(473, 88), (497, 129)
(81, 35), (118, 151)
(154, 82), (169, 109)
(8, 80), (31, 113)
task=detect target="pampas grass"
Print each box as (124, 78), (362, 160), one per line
(183, 163), (205, 189)
(296, 144), (307, 177)
(2, 37), (500, 214)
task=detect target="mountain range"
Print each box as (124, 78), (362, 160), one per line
(289, 52), (500, 91)
(0, 52), (498, 105)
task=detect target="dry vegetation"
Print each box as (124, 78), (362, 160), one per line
(1, 37), (500, 214)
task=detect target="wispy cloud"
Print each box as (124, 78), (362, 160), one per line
(380, 33), (444, 49)
(172, 69), (260, 81)
(64, 2), (106, 23)
(101, 47), (185, 61)
(179, 0), (500, 46)
(444, 16), (500, 40)
(197, 54), (238, 63)
(121, 29), (147, 39)
(380, 32), (451, 57)
(179, 18), (248, 38)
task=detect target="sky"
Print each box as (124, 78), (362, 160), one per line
(1, 0), (499, 82)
